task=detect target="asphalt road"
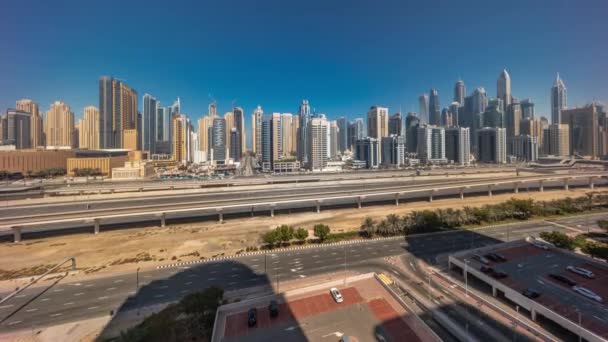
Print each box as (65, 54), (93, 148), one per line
(0, 174), (602, 240)
(0, 213), (600, 333)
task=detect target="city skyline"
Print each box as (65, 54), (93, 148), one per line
(1, 0), (607, 124)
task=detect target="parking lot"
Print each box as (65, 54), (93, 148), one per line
(451, 240), (608, 339)
(213, 274), (439, 342)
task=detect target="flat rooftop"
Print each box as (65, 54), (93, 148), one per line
(450, 240), (608, 340)
(212, 274), (439, 342)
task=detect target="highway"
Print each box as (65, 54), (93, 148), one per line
(0, 172), (604, 241)
(0, 213), (601, 334)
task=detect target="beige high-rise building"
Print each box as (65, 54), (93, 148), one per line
(78, 106), (100, 150)
(281, 113), (294, 157)
(562, 105), (600, 159)
(197, 115), (213, 153)
(367, 106), (389, 155)
(307, 116), (328, 171)
(45, 101), (74, 148)
(542, 123), (570, 157)
(123, 129), (138, 150)
(173, 115), (188, 162)
(119, 83), (138, 147)
(251, 106), (263, 155)
(291, 116), (299, 156)
(271, 113), (282, 161)
(224, 111), (234, 152)
(519, 118), (544, 149)
(16, 99), (44, 147)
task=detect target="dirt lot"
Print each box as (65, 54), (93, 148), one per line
(0, 188), (593, 281)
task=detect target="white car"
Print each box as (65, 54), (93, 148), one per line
(567, 266), (595, 279)
(330, 287), (343, 303)
(526, 237), (549, 250)
(572, 286), (602, 302)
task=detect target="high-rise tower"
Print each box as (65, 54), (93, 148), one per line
(551, 73), (567, 124)
(497, 69), (512, 112)
(428, 89), (441, 125)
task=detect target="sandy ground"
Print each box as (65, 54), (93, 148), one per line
(0, 188), (593, 286)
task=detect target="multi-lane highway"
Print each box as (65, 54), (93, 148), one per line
(1, 172), (604, 241)
(0, 213), (600, 334)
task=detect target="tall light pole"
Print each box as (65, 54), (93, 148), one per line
(464, 259), (470, 297)
(577, 309), (582, 342)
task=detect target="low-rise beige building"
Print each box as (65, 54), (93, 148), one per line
(0, 149), (75, 173)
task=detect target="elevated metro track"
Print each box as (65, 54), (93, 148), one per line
(1, 173), (605, 243)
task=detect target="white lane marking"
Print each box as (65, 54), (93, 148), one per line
(250, 264), (259, 267)
(68, 283), (82, 286)
(0, 304), (14, 309)
(159, 285), (168, 289)
(312, 255), (319, 258)
(251, 258), (260, 261)
(299, 275), (307, 278)
(87, 306), (99, 310)
(64, 302), (74, 306)
(187, 274), (197, 278)
(74, 292), (84, 296)
(231, 274), (238, 278)
(249, 278), (258, 281)
(98, 296), (109, 300)
(7, 320), (21, 325)
(15, 294), (26, 298)
(114, 279), (124, 283)
(106, 287), (117, 291)
(228, 282), (237, 285)
(185, 281), (192, 285)
(154, 294), (164, 298)
(25, 308), (38, 312)
(84, 284), (94, 288)
(50, 313), (62, 317)
(53, 289), (64, 292)
(41, 298), (51, 302)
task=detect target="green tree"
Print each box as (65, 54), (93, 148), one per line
(539, 231), (575, 250)
(313, 224), (330, 242)
(598, 220), (608, 233)
(386, 214), (401, 235)
(294, 228), (309, 243)
(360, 217), (376, 238)
(262, 230), (279, 248)
(276, 225), (294, 244)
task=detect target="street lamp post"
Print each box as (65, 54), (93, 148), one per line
(464, 259), (470, 297)
(577, 309), (582, 342)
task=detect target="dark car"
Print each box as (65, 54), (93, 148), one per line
(480, 266), (494, 274)
(522, 288), (541, 299)
(491, 253), (507, 262)
(491, 270), (508, 279)
(549, 273), (577, 286)
(248, 308), (257, 327)
(269, 300), (279, 318)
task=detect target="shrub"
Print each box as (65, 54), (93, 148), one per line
(313, 224), (330, 241)
(294, 228), (309, 243)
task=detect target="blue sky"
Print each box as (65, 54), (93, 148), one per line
(1, 0), (607, 127)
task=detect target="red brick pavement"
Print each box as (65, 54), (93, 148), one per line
(368, 298), (421, 342)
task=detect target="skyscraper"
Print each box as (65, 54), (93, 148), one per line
(224, 111), (234, 155)
(208, 101), (217, 118)
(307, 116), (328, 171)
(78, 106), (100, 150)
(356, 137), (379, 169)
(542, 124), (570, 157)
(454, 79), (465, 106)
(229, 128), (241, 162)
(45, 101), (74, 148)
(233, 106), (245, 155)
(281, 113), (294, 157)
(16, 99), (43, 148)
(520, 118), (545, 151)
(197, 115), (213, 156)
(337, 116), (348, 153)
(418, 94), (429, 123)
(329, 120), (339, 159)
(297, 100), (311, 165)
(172, 114), (189, 163)
(497, 69), (512, 112)
(1, 109), (31, 149)
(445, 127), (470, 166)
(388, 112), (403, 136)
(98, 76), (137, 148)
(211, 117), (226, 162)
(551, 73), (567, 124)
(252, 106), (263, 156)
(416, 125), (446, 164)
(509, 135), (538, 162)
(481, 99), (504, 128)
(505, 99), (522, 138)
(428, 89), (441, 125)
(347, 118), (364, 152)
(477, 127), (507, 164)
(562, 105), (600, 159)
(381, 135), (405, 166)
(142, 94), (157, 153)
(449, 102), (460, 127)
(405, 112), (420, 153)
(521, 99), (535, 119)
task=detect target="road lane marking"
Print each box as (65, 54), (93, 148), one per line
(106, 287), (117, 291)
(114, 279), (124, 283)
(98, 296), (109, 300)
(231, 274), (238, 278)
(50, 313), (62, 317)
(53, 289), (64, 292)
(181, 290), (189, 294)
(0, 304), (14, 309)
(154, 294), (164, 298)
(208, 278), (216, 281)
(25, 308), (38, 312)
(74, 292), (84, 296)
(159, 285), (168, 289)
(41, 298), (51, 302)
(15, 294), (26, 298)
(64, 302), (74, 306)
(185, 281), (192, 285)
(228, 282), (237, 285)
(187, 274), (197, 277)
(7, 321), (21, 325)
(84, 284), (94, 287)
(87, 306), (99, 310)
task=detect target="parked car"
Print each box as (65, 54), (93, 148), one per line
(572, 286), (603, 302)
(330, 287), (343, 303)
(567, 266), (595, 279)
(472, 254), (490, 265)
(268, 300), (279, 318)
(549, 273), (577, 286)
(490, 253), (507, 262)
(522, 288), (541, 299)
(480, 266), (494, 274)
(248, 308), (258, 327)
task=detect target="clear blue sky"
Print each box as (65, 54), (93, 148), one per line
(1, 0), (607, 126)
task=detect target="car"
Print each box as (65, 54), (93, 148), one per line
(491, 253), (507, 262)
(480, 266), (494, 274)
(330, 287), (343, 303)
(247, 308), (257, 327)
(567, 266), (595, 279)
(472, 254), (490, 265)
(531, 240), (549, 250)
(549, 273), (577, 286)
(572, 286), (603, 302)
(491, 270), (508, 279)
(268, 300), (279, 318)
(522, 288), (541, 299)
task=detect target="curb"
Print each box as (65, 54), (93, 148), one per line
(156, 235), (403, 269)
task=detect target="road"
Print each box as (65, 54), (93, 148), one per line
(0, 173), (603, 240)
(0, 213), (600, 333)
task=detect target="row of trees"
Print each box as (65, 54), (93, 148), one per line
(539, 230), (608, 262)
(72, 167), (103, 177)
(360, 196), (601, 238)
(262, 224), (331, 248)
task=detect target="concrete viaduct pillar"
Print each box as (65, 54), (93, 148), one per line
(217, 208), (224, 223)
(316, 200), (321, 214)
(460, 187), (466, 200)
(539, 180), (544, 192)
(514, 182), (520, 194)
(160, 213), (166, 228)
(531, 309), (537, 321)
(492, 286), (497, 297)
(488, 184), (494, 197)
(270, 204), (275, 217)
(564, 178), (569, 191)
(94, 218), (100, 234)
(589, 177), (595, 189)
(13, 227), (21, 243)
(395, 193), (400, 206)
(357, 196), (363, 209)
(428, 190), (435, 202)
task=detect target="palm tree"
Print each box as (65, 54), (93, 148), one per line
(360, 217), (376, 238)
(386, 214), (400, 235)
